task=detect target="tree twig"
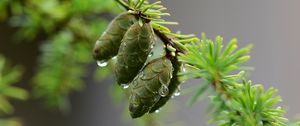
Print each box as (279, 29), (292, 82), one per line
(114, 0), (185, 59)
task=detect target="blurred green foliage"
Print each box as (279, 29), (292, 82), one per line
(0, 0), (121, 111)
(0, 118), (23, 126)
(0, 56), (28, 115)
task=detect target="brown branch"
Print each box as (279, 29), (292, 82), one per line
(211, 73), (231, 99)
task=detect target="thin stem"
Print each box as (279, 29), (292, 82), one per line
(114, 0), (186, 57)
(211, 73), (231, 100)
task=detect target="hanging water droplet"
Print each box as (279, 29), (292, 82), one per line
(97, 60), (108, 67)
(174, 88), (181, 96)
(159, 85), (169, 97)
(121, 84), (129, 89)
(148, 52), (154, 57)
(154, 109), (160, 113)
(182, 67), (186, 72)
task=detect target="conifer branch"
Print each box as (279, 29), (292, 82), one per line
(179, 34), (289, 126)
(113, 1), (293, 125)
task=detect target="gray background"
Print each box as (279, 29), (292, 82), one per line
(1, 0), (300, 126)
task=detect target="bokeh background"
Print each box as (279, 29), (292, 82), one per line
(0, 0), (300, 126)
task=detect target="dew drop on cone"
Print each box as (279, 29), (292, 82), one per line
(121, 84), (129, 89)
(159, 84), (169, 97)
(97, 60), (108, 67)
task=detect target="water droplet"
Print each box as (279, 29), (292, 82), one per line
(121, 84), (129, 89)
(182, 64), (187, 72)
(139, 71), (144, 78)
(150, 44), (155, 49)
(182, 67), (186, 72)
(97, 60), (108, 67)
(171, 52), (176, 57)
(159, 85), (169, 97)
(174, 89), (181, 96)
(148, 52), (154, 57)
(112, 56), (117, 60)
(155, 109), (160, 113)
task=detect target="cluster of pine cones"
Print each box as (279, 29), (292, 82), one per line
(93, 12), (182, 118)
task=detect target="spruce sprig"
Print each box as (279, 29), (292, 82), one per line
(179, 34), (289, 126)
(0, 56), (28, 115)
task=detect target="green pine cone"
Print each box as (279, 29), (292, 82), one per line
(93, 12), (136, 61)
(129, 57), (173, 118)
(115, 22), (154, 84)
(149, 57), (182, 113)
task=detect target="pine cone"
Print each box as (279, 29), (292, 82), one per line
(115, 22), (154, 84)
(93, 12), (136, 61)
(129, 57), (173, 118)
